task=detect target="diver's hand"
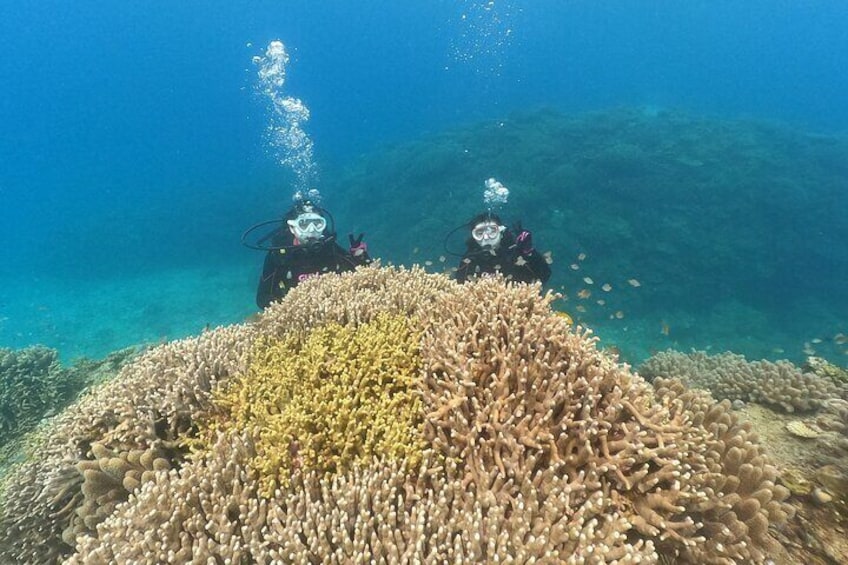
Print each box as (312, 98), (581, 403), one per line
(349, 233), (367, 257)
(515, 230), (534, 255)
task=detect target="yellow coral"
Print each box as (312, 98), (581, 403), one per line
(207, 312), (427, 494)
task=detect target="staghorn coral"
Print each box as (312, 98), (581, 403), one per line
(73, 430), (662, 564)
(253, 262), (457, 346)
(640, 350), (841, 413)
(0, 325), (253, 564)
(199, 312), (428, 495)
(2, 266), (793, 563)
(417, 280), (791, 564)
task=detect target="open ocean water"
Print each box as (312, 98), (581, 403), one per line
(1, 0), (846, 365)
(4, 4), (848, 564)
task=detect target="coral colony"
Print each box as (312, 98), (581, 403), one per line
(2, 267), (809, 564)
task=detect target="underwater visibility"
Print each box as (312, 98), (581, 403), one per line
(2, 2), (848, 564)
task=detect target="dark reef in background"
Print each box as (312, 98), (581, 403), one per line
(327, 107), (848, 364)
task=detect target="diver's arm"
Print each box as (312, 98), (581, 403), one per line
(352, 251), (372, 267)
(328, 242), (362, 272)
(522, 249), (551, 284)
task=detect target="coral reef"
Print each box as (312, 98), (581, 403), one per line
(716, 400), (848, 565)
(0, 327), (251, 563)
(200, 313), (428, 495)
(805, 355), (848, 386)
(0, 267), (798, 563)
(0, 346), (139, 479)
(641, 348), (848, 564)
(651, 379), (792, 559)
(328, 107), (848, 364)
(0, 346), (63, 448)
(639, 350), (843, 412)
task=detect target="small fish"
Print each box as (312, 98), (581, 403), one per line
(413, 247), (419, 254)
(424, 260), (433, 266)
(543, 251), (553, 265)
(811, 338), (822, 344)
(438, 255), (446, 263)
(583, 277), (594, 285)
(570, 263), (580, 271)
(627, 279), (641, 287)
(596, 299), (605, 306)
(835, 333), (848, 345)
(515, 256), (527, 266)
(554, 311), (573, 325)
(577, 252), (586, 261)
(577, 289), (591, 299)
(660, 321), (670, 336)
(575, 305), (586, 313)
(601, 283), (612, 292)
(615, 311), (624, 319)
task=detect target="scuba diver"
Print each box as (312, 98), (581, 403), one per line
(454, 212), (551, 284)
(245, 198), (371, 308)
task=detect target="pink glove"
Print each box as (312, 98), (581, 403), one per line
(515, 230), (534, 255)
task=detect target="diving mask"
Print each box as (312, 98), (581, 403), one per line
(288, 212), (327, 241)
(472, 221), (505, 248)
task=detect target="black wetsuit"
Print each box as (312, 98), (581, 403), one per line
(256, 233), (370, 308)
(455, 231), (551, 284)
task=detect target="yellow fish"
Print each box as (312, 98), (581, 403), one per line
(554, 311), (573, 325)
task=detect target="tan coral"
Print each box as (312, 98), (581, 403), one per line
(652, 378), (793, 563)
(640, 350), (841, 413)
(1, 267), (796, 564)
(0, 324), (254, 563)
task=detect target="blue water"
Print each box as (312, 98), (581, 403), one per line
(1, 1), (847, 362)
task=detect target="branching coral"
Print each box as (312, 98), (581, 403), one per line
(0, 346), (62, 446)
(200, 312), (428, 495)
(1, 266), (794, 564)
(640, 350), (842, 412)
(0, 325), (252, 563)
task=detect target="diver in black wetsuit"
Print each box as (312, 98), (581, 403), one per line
(455, 212), (551, 284)
(253, 200), (370, 308)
